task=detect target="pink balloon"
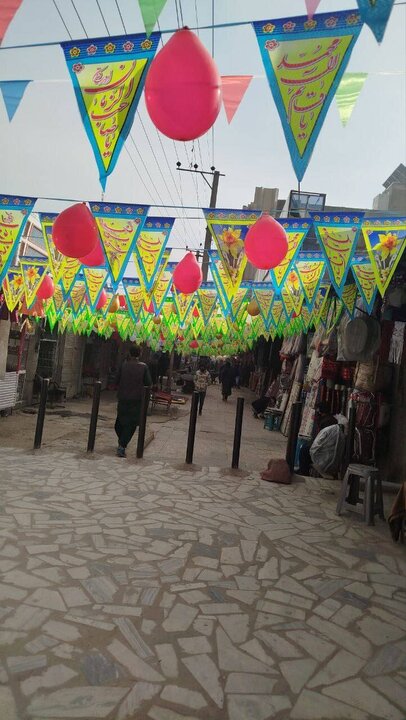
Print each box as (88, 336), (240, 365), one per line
(96, 288), (108, 310)
(53, 203), (99, 259)
(145, 28), (222, 141)
(79, 241), (104, 267)
(190, 339), (199, 349)
(37, 274), (55, 300)
(245, 214), (288, 270)
(119, 294), (127, 309)
(172, 252), (202, 294)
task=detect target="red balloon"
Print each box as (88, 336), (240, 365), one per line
(37, 274), (55, 300)
(53, 203), (99, 259)
(192, 306), (199, 318)
(173, 252), (202, 294)
(190, 339), (199, 349)
(245, 214), (288, 270)
(79, 241), (104, 267)
(96, 289), (108, 310)
(119, 294), (127, 309)
(145, 28), (222, 141)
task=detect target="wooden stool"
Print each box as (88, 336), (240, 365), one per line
(336, 463), (385, 526)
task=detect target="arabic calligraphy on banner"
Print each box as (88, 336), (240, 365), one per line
(134, 217), (174, 291)
(90, 202), (149, 288)
(351, 256), (377, 312)
(270, 219), (311, 288)
(61, 34), (160, 189)
(83, 267), (109, 311)
(59, 256), (82, 299)
(253, 11), (363, 181)
(295, 255), (326, 309)
(311, 212), (364, 294)
(149, 260), (176, 314)
(361, 217), (406, 297)
(252, 283), (275, 328)
(0, 196), (36, 286)
(341, 282), (358, 317)
(122, 278), (144, 322)
(197, 283), (218, 325)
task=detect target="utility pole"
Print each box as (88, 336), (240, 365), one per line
(176, 163), (224, 282)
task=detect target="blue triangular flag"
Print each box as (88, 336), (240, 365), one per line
(357, 0), (395, 43)
(0, 80), (31, 121)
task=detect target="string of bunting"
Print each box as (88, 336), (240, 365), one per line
(1, 195), (405, 354)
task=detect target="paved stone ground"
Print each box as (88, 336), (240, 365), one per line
(0, 389), (405, 719)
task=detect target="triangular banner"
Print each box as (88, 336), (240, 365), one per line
(311, 283), (330, 326)
(356, 0), (394, 43)
(204, 209), (260, 297)
(59, 257), (82, 299)
(335, 72), (367, 126)
(311, 211), (365, 294)
(252, 283), (275, 328)
(0, 1), (23, 43)
(149, 260), (176, 314)
(122, 278), (144, 321)
(138, 0), (168, 36)
(83, 267), (109, 311)
(20, 257), (49, 308)
(295, 255), (326, 310)
(39, 213), (66, 283)
(0, 195), (36, 287)
(351, 257), (377, 313)
(209, 249), (235, 314)
(2, 267), (24, 311)
(197, 283), (218, 325)
(253, 10), (363, 181)
(172, 286), (195, 324)
(341, 282), (358, 317)
(361, 217), (406, 297)
(283, 269), (305, 315)
(90, 201), (149, 288)
(305, 0), (322, 19)
(269, 219), (311, 289)
(61, 34), (160, 189)
(0, 80), (31, 121)
(221, 76), (253, 124)
(133, 216), (174, 291)
(69, 279), (87, 316)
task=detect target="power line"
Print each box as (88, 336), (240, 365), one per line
(114, 0), (127, 33)
(70, 0), (88, 36)
(95, 0), (110, 35)
(51, 0), (72, 39)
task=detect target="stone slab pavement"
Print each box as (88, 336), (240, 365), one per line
(0, 437), (405, 718)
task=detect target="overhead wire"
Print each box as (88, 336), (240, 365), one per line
(93, 0), (194, 249)
(114, 0), (127, 33)
(51, 0), (72, 39)
(70, 0), (88, 36)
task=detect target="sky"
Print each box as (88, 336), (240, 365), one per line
(1, 0), (405, 260)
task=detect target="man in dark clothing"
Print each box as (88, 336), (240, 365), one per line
(114, 346), (152, 457)
(298, 401), (337, 475)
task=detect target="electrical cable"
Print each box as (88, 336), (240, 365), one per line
(51, 0), (73, 39)
(95, 0), (110, 35)
(114, 0), (127, 33)
(3, 4), (406, 51)
(70, 0), (88, 36)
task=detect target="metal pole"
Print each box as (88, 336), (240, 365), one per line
(136, 386), (151, 459)
(232, 397), (245, 469)
(202, 170), (220, 282)
(185, 392), (199, 464)
(33, 378), (49, 450)
(87, 381), (102, 452)
(343, 404), (356, 473)
(285, 401), (302, 472)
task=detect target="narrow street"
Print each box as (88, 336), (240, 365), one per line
(0, 389), (405, 720)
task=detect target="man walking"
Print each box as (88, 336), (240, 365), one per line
(115, 346), (152, 457)
(194, 363), (211, 416)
